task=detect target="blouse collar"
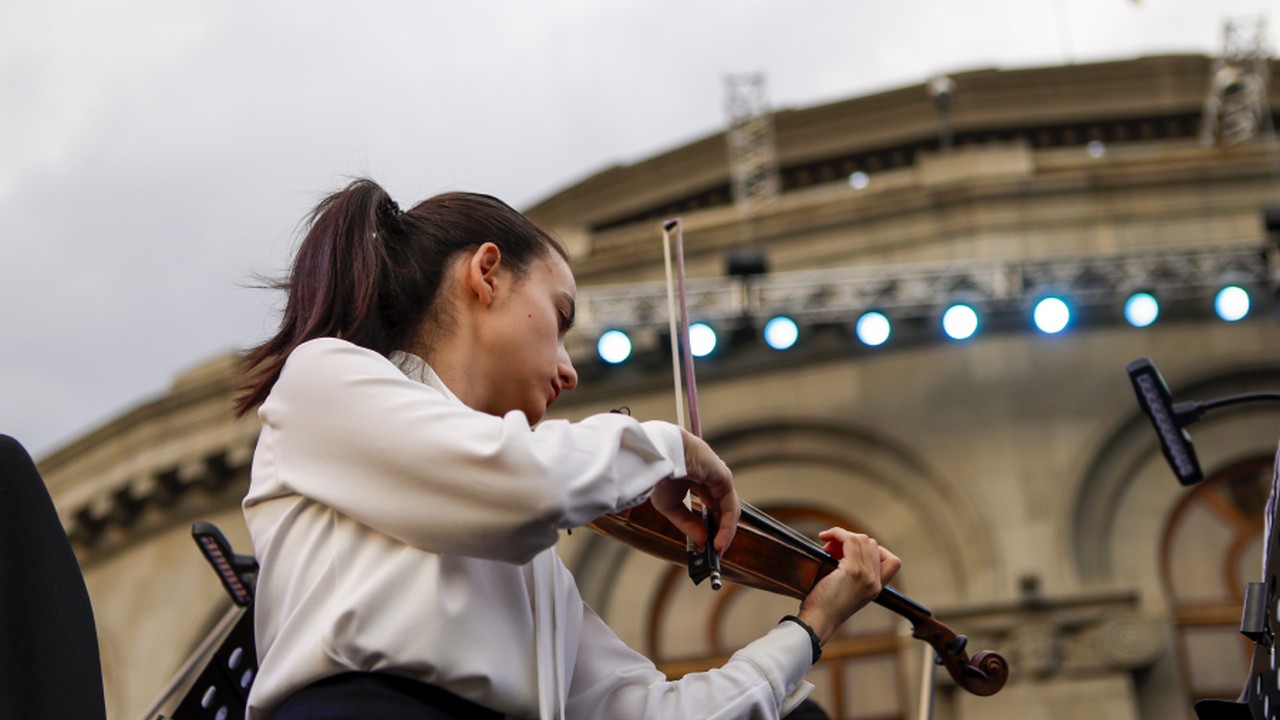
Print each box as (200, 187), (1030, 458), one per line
(388, 350), (462, 404)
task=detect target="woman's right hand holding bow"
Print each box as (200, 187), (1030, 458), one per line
(648, 428), (740, 557)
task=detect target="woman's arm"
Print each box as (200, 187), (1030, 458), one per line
(248, 339), (686, 563)
(563, 529), (900, 719)
(565, 604), (815, 720)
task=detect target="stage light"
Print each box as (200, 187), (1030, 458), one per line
(689, 322), (718, 358)
(596, 330), (633, 364)
(848, 171), (870, 190)
(942, 303), (979, 341)
(1087, 140), (1106, 158)
(1123, 292), (1160, 328)
(763, 316), (799, 350)
(855, 311), (891, 346)
(1214, 285), (1250, 322)
(1033, 296), (1071, 334)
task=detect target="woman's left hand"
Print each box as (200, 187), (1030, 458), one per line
(797, 529), (902, 642)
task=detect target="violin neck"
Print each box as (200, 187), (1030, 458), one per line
(876, 585), (934, 618)
(736, 501), (937, 619)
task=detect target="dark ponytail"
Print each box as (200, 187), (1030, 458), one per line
(234, 179), (566, 417)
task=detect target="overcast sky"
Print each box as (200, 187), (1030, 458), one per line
(1, 0), (1273, 458)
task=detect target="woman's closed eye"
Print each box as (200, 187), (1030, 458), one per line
(558, 301), (576, 334)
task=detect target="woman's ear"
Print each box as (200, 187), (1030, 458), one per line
(464, 243), (503, 306)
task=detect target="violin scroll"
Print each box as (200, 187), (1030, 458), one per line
(966, 652), (1011, 696)
(908, 614), (1009, 697)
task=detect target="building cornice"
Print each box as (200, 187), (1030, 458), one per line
(38, 352), (260, 567)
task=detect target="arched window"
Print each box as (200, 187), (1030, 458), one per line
(1161, 455), (1272, 702)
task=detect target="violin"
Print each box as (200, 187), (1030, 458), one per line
(589, 500), (1008, 696)
(587, 219), (1009, 697)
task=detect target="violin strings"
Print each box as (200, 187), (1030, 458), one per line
(738, 500), (832, 561)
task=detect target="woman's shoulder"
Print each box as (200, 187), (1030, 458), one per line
(292, 336), (362, 356)
(263, 338), (411, 414)
(289, 336), (385, 359)
(280, 337), (397, 381)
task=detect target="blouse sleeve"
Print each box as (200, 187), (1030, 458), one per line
(246, 339), (686, 564)
(564, 603), (816, 720)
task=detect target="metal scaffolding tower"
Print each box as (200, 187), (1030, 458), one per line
(724, 73), (781, 212)
(1201, 17), (1275, 147)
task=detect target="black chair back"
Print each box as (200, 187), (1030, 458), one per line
(0, 434), (107, 720)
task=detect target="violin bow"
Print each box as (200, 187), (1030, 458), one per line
(662, 218), (722, 590)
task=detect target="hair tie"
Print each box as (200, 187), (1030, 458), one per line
(379, 195), (403, 223)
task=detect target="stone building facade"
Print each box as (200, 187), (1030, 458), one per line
(38, 54), (1280, 720)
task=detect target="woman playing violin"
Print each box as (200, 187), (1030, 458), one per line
(235, 178), (901, 720)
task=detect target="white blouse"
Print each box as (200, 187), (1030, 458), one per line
(243, 338), (815, 719)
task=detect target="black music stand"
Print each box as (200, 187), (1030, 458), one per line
(1192, 448), (1278, 720)
(155, 523), (259, 720)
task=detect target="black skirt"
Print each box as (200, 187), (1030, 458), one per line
(269, 672), (504, 720)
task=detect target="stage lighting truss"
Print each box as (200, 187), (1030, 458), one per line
(568, 242), (1272, 359)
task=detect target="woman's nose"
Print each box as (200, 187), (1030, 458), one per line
(558, 351), (578, 392)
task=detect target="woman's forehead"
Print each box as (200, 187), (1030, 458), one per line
(537, 253), (577, 295)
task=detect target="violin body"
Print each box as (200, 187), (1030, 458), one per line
(590, 504), (1010, 697)
(591, 503), (826, 600)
